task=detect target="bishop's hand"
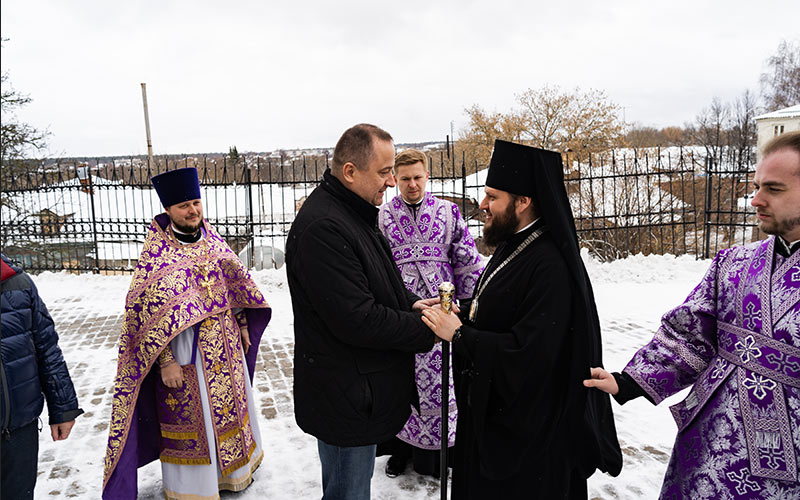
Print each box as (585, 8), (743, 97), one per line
(421, 307), (462, 342)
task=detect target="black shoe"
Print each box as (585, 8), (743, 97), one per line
(385, 455), (408, 478)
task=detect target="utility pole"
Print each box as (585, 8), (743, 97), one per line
(141, 83), (154, 170)
(450, 120), (455, 157)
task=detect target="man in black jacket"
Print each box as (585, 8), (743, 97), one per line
(422, 140), (621, 499)
(286, 123), (436, 500)
(1, 254), (83, 500)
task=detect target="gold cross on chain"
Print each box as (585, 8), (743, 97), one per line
(196, 261), (216, 296)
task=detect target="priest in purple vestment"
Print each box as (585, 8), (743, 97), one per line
(102, 168), (271, 500)
(377, 149), (484, 478)
(585, 131), (800, 498)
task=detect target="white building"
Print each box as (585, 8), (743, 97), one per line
(754, 104), (800, 162)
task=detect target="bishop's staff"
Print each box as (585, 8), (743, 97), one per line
(437, 281), (455, 500)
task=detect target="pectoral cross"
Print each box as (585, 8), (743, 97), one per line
(469, 300), (478, 322)
(196, 261), (216, 297)
(199, 276), (213, 296)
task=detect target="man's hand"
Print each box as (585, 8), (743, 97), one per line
(421, 307), (462, 342)
(412, 297), (439, 312)
(241, 325), (251, 354)
(583, 367), (619, 395)
(50, 420), (75, 441)
(161, 361), (184, 389)
(413, 298), (460, 314)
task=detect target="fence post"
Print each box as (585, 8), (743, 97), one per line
(246, 158), (256, 268)
(703, 155), (713, 259)
(87, 162), (100, 274)
(461, 153), (467, 220)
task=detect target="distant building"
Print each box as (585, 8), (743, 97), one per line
(34, 208), (74, 235)
(75, 164), (94, 194)
(755, 104), (800, 162)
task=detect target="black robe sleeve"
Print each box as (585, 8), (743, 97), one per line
(612, 371), (654, 405)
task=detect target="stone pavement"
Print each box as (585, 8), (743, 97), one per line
(37, 301), (296, 497)
(48, 302), (296, 418)
(35, 292), (676, 499)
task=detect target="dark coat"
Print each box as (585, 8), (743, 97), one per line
(286, 170), (435, 447)
(1, 255), (83, 433)
(452, 225), (606, 499)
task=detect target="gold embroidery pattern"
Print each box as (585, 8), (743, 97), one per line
(161, 430), (198, 440)
(157, 361), (211, 466)
(158, 345), (177, 367)
(103, 218), (268, 488)
(197, 312), (257, 477)
(165, 393), (179, 412)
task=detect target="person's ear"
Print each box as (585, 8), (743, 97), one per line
(342, 162), (358, 184)
(515, 196), (532, 215)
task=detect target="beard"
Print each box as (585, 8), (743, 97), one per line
(173, 217), (204, 235)
(482, 202), (519, 248)
(758, 212), (800, 238)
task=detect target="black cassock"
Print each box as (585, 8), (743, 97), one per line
(452, 221), (613, 499)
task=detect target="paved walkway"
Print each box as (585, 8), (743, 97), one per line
(34, 284), (678, 499)
(39, 302), (297, 497)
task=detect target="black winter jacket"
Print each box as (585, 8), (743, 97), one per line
(1, 254), (83, 433)
(287, 170), (435, 446)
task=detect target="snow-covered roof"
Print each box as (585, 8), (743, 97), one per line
(754, 104), (800, 121)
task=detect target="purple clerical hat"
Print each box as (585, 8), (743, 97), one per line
(151, 168), (201, 208)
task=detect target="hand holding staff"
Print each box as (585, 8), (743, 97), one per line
(438, 282), (454, 499)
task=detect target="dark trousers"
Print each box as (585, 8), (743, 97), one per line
(1, 420), (39, 500)
(378, 436), (453, 477)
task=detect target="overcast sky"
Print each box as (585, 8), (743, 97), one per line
(2, 0), (798, 157)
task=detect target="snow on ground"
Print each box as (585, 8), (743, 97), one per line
(31, 253), (710, 499)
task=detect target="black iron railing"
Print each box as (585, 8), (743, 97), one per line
(0, 147), (761, 273)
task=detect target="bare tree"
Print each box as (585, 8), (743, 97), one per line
(728, 90), (757, 169)
(625, 125), (662, 149)
(1, 72), (48, 172)
(516, 85), (572, 150)
(517, 86), (625, 154)
(459, 105), (526, 165)
(759, 39), (800, 110)
(661, 126), (688, 147)
(693, 97), (729, 166)
(625, 125), (690, 149)
(1, 53), (50, 247)
(461, 86), (625, 164)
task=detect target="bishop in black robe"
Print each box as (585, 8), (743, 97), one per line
(422, 140), (622, 499)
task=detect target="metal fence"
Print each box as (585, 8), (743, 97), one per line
(563, 148), (761, 261)
(0, 148), (762, 274)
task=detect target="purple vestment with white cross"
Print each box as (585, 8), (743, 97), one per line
(624, 236), (800, 499)
(379, 192), (484, 449)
